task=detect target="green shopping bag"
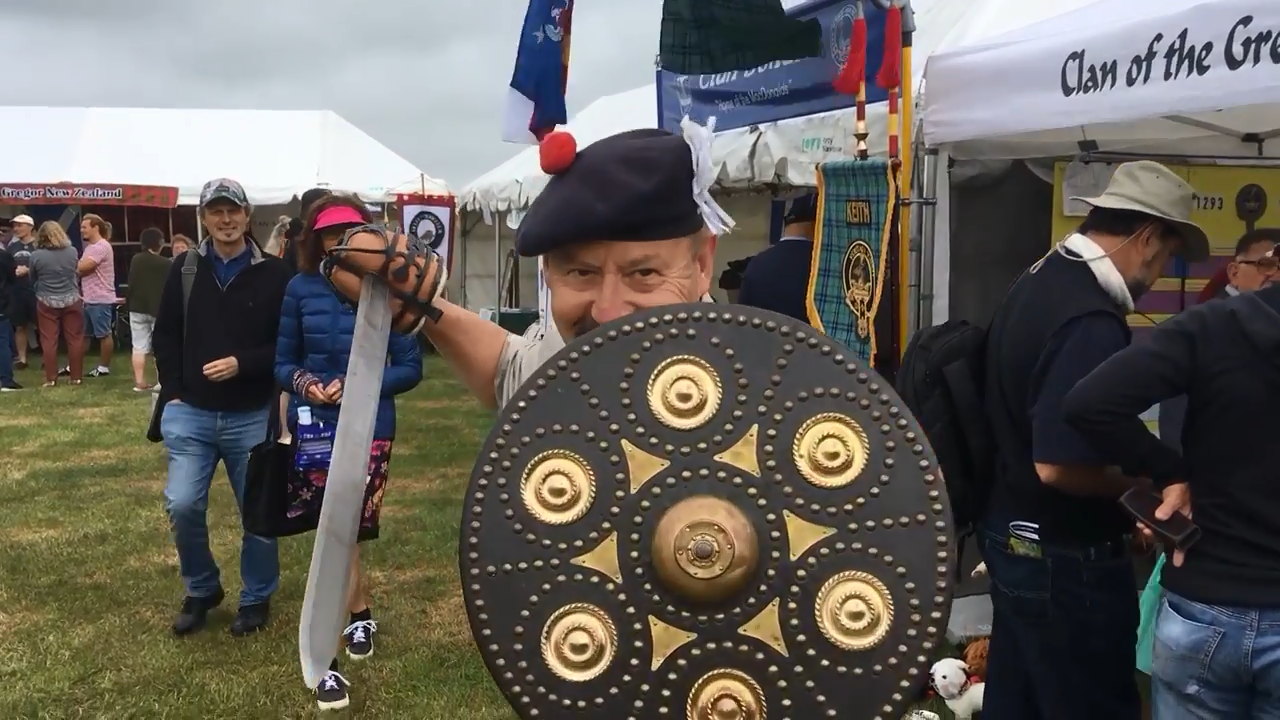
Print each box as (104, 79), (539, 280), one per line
(1136, 553), (1167, 674)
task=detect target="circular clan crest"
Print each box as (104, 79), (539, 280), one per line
(842, 241), (877, 340)
(460, 305), (955, 720)
(829, 4), (860, 67)
(1235, 184), (1268, 230)
(408, 210), (446, 252)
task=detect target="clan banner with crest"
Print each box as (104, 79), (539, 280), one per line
(397, 194), (456, 276)
(806, 158), (896, 363)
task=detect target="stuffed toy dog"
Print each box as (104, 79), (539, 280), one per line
(930, 657), (984, 720)
(963, 636), (990, 680)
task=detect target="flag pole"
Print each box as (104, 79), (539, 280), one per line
(874, 0), (905, 356)
(897, 5), (914, 352)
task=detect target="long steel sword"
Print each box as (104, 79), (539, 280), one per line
(299, 276), (392, 688)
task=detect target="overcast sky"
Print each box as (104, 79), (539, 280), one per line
(3, 0), (673, 190)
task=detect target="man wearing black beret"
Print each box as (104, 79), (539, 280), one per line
(323, 117), (734, 408)
(738, 194), (817, 323)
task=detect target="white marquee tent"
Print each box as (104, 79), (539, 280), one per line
(922, 0), (1280, 159)
(0, 107), (447, 205)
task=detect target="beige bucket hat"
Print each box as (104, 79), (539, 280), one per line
(1071, 160), (1210, 262)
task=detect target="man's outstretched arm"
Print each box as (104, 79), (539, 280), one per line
(420, 299), (513, 409)
(321, 227), (533, 410)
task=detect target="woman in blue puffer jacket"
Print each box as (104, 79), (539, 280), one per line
(273, 194), (422, 710)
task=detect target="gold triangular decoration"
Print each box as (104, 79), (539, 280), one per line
(783, 510), (836, 562)
(648, 615), (698, 671)
(736, 597), (789, 657)
(621, 438), (671, 494)
(713, 423), (761, 477)
(570, 532), (622, 583)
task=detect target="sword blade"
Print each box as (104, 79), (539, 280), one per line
(299, 276), (392, 688)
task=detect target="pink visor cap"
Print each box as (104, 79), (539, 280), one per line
(313, 206), (365, 231)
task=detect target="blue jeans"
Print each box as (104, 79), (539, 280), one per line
(0, 316), (13, 385)
(979, 527), (1142, 719)
(83, 302), (113, 339)
(161, 401), (279, 605)
(1152, 591), (1280, 718)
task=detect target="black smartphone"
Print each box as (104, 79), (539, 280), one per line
(1120, 487), (1201, 551)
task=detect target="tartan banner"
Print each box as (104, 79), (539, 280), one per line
(0, 183), (178, 208)
(806, 158), (896, 363)
(659, 0), (821, 76)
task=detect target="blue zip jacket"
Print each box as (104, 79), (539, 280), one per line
(274, 273), (422, 440)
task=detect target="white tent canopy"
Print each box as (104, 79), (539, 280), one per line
(0, 107), (448, 205)
(462, 0), (1108, 214)
(922, 0), (1280, 158)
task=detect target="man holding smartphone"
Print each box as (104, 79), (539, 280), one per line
(1064, 248), (1280, 717)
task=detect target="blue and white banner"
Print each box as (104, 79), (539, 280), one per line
(657, 0), (890, 133)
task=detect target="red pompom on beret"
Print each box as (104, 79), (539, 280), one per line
(539, 130), (578, 175)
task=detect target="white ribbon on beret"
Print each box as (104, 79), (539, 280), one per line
(680, 115), (735, 236)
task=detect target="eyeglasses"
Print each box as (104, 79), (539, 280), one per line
(1238, 255), (1279, 273)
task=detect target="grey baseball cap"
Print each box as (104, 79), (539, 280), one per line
(199, 178), (249, 208)
(1071, 160), (1209, 262)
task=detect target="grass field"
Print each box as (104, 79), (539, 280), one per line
(0, 354), (955, 719)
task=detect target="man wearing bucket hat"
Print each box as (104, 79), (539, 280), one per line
(977, 160), (1207, 719)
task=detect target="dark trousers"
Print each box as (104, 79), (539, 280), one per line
(979, 527), (1141, 720)
(0, 315), (13, 385)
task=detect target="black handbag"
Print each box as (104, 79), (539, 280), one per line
(243, 435), (319, 538)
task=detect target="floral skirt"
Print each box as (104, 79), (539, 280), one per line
(287, 439), (392, 542)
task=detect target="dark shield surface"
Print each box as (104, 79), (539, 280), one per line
(460, 305), (955, 720)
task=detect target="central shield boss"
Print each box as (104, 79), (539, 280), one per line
(460, 305), (956, 720)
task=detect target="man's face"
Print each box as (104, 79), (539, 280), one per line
(545, 234), (717, 340)
(79, 220), (101, 240)
(12, 222), (32, 239)
(1227, 241), (1278, 292)
(200, 200), (250, 244)
(1120, 221), (1180, 301)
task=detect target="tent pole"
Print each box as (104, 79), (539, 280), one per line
(898, 22), (914, 345)
(461, 214), (469, 309)
(494, 215), (502, 326)
(918, 147), (939, 329)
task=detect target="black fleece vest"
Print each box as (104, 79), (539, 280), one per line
(984, 250), (1132, 543)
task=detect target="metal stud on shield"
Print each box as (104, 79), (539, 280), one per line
(459, 304), (955, 720)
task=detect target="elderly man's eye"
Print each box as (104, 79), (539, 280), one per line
(631, 268), (659, 278)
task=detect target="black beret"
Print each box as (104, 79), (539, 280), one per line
(784, 194), (818, 224)
(515, 129), (704, 257)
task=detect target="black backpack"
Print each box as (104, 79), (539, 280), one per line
(896, 320), (996, 538)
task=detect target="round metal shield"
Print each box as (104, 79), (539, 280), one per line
(460, 305), (956, 720)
